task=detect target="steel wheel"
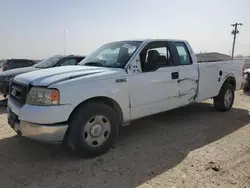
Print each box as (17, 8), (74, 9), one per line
(83, 115), (111, 148)
(224, 89), (233, 107)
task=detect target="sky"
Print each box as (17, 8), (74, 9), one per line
(0, 0), (249, 59)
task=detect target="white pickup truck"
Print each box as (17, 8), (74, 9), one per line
(7, 39), (244, 157)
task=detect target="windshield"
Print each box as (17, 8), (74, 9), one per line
(79, 41), (142, 68)
(34, 55), (65, 68)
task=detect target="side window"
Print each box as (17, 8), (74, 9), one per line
(77, 57), (84, 63)
(174, 42), (192, 65)
(28, 61), (35, 65)
(140, 41), (172, 72)
(59, 58), (78, 66)
(8, 60), (16, 66)
(23, 60), (32, 66)
(16, 60), (28, 66)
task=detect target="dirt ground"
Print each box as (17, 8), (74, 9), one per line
(0, 91), (249, 188)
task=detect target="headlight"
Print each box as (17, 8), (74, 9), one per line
(26, 87), (60, 105)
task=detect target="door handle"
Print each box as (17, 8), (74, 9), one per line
(116, 78), (127, 83)
(171, 72), (179, 80)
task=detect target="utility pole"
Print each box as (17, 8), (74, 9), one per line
(231, 22), (243, 59)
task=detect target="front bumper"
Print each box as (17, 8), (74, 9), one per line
(7, 97), (74, 143)
(9, 119), (68, 143)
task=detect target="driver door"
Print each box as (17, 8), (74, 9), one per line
(128, 41), (180, 120)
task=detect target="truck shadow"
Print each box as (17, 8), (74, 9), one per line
(243, 91), (250, 96)
(0, 102), (249, 187)
(0, 98), (7, 114)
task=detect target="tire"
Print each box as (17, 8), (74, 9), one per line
(243, 81), (250, 91)
(67, 102), (119, 158)
(214, 84), (235, 112)
(243, 73), (250, 91)
(243, 85), (250, 92)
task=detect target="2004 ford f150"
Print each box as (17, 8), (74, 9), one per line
(7, 39), (244, 157)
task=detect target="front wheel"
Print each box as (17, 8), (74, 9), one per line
(67, 102), (119, 158)
(214, 84), (235, 112)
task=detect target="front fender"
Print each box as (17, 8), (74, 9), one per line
(51, 79), (130, 122)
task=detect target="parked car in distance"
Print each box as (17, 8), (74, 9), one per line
(7, 39), (244, 158)
(0, 55), (85, 97)
(243, 58), (250, 91)
(2, 59), (36, 72)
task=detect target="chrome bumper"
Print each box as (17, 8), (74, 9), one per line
(12, 121), (68, 143)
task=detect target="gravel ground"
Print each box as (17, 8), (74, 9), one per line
(0, 91), (249, 188)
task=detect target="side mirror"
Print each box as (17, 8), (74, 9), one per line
(125, 57), (141, 74)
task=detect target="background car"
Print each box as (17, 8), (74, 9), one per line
(243, 58), (250, 91)
(0, 55), (85, 97)
(2, 59), (36, 72)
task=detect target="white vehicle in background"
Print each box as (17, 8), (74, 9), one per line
(243, 58), (250, 91)
(7, 39), (244, 157)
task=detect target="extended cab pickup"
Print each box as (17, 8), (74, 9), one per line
(7, 39), (244, 157)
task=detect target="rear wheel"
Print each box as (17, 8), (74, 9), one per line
(67, 102), (119, 158)
(214, 84), (234, 112)
(243, 73), (250, 91)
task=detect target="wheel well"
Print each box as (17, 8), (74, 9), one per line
(68, 97), (124, 124)
(224, 77), (236, 90)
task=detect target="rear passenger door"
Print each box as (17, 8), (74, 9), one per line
(173, 42), (198, 106)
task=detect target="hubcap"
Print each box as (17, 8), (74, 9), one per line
(224, 90), (233, 107)
(90, 124), (103, 137)
(83, 115), (111, 148)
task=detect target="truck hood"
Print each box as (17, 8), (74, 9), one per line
(0, 66), (39, 77)
(14, 66), (124, 86)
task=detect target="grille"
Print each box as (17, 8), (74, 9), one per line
(0, 76), (6, 82)
(9, 81), (28, 106)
